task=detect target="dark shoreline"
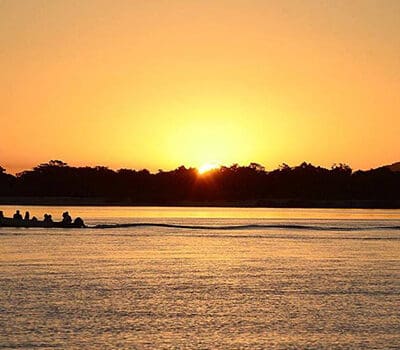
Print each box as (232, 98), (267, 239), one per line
(1, 197), (399, 209)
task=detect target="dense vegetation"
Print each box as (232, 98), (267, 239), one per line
(0, 160), (399, 206)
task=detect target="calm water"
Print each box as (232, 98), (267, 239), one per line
(0, 206), (399, 349)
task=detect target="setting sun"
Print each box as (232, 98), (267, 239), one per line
(198, 163), (219, 174)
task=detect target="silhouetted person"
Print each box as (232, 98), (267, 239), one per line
(24, 211), (30, 221)
(73, 217), (85, 228)
(43, 214), (53, 226)
(13, 210), (23, 221)
(62, 211), (72, 225)
(0, 210), (3, 220)
(31, 216), (38, 223)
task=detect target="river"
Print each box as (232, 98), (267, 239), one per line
(1, 206), (399, 349)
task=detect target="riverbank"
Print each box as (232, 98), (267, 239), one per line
(0, 196), (399, 208)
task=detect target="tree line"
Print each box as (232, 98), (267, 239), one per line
(0, 160), (399, 205)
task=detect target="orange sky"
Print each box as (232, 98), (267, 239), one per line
(1, 0), (399, 174)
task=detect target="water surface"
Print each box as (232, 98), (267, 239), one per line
(1, 207), (399, 349)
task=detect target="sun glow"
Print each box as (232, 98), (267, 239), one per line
(198, 162), (219, 174)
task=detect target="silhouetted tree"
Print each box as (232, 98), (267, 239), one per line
(0, 166), (15, 195)
(0, 160), (398, 206)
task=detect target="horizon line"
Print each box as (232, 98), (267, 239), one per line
(2, 159), (399, 176)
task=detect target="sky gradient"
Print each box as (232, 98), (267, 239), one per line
(1, 0), (399, 174)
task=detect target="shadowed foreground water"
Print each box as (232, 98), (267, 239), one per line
(1, 207), (399, 349)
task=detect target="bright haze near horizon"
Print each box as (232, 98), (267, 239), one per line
(1, 0), (399, 174)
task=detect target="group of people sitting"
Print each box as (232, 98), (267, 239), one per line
(0, 210), (85, 228)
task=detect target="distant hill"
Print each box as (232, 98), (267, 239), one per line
(385, 162), (400, 172)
